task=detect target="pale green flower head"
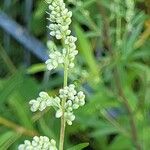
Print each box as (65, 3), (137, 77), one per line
(18, 136), (57, 150)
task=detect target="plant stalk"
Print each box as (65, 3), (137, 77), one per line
(59, 53), (69, 150)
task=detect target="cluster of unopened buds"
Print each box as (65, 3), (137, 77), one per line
(29, 84), (85, 125)
(47, 0), (72, 39)
(45, 36), (78, 70)
(58, 84), (85, 125)
(29, 92), (61, 112)
(18, 136), (57, 150)
(46, 0), (78, 71)
(46, 51), (64, 71)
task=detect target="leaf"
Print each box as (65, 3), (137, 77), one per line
(0, 131), (15, 146)
(0, 131), (20, 149)
(81, 87), (118, 115)
(0, 72), (22, 104)
(30, 1), (47, 35)
(142, 127), (150, 149)
(91, 128), (118, 138)
(122, 12), (145, 61)
(73, 0), (97, 13)
(108, 135), (133, 150)
(0, 71), (39, 104)
(27, 63), (46, 74)
(128, 62), (150, 82)
(8, 92), (34, 129)
(123, 86), (138, 111)
(39, 118), (56, 140)
(74, 23), (100, 81)
(67, 143), (89, 150)
(90, 125), (118, 137)
(1, 134), (20, 150)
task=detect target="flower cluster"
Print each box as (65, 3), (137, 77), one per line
(46, 51), (64, 71)
(46, 35), (78, 71)
(48, 0), (72, 39)
(18, 136), (57, 150)
(57, 84), (85, 125)
(19, 1), (85, 149)
(29, 92), (60, 112)
(63, 36), (78, 68)
(46, 0), (78, 71)
(29, 84), (85, 125)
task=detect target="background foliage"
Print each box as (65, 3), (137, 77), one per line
(0, 0), (150, 150)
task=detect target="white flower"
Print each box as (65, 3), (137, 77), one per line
(64, 36), (78, 68)
(59, 84), (85, 107)
(18, 136), (57, 150)
(55, 109), (63, 118)
(29, 86), (85, 125)
(58, 84), (85, 125)
(46, 51), (64, 71)
(45, 1), (85, 126)
(77, 91), (86, 106)
(59, 84), (76, 100)
(29, 92), (60, 112)
(64, 112), (75, 125)
(52, 97), (61, 108)
(47, 1), (78, 70)
(48, 0), (72, 39)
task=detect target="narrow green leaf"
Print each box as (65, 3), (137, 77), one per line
(90, 127), (118, 137)
(108, 135), (133, 150)
(73, 0), (97, 12)
(74, 23), (99, 80)
(8, 92), (34, 129)
(82, 88), (118, 115)
(0, 131), (15, 146)
(39, 118), (56, 140)
(27, 63), (46, 74)
(67, 143), (89, 150)
(0, 132), (20, 150)
(0, 73), (22, 104)
(0, 71), (39, 104)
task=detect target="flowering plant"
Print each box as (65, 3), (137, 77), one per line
(18, 0), (85, 150)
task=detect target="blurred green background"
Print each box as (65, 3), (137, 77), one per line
(0, 0), (149, 150)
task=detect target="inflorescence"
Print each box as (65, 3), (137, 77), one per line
(18, 0), (85, 149)
(46, 0), (78, 71)
(29, 84), (85, 125)
(28, 0), (85, 126)
(18, 136), (57, 150)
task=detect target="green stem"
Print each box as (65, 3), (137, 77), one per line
(59, 46), (69, 150)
